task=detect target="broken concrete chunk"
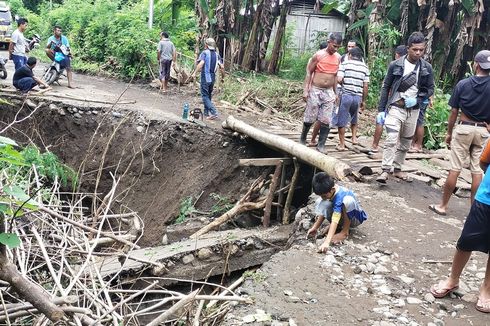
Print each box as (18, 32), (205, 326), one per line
(197, 248), (213, 260)
(182, 254), (195, 264)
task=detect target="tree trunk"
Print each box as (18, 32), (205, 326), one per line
(423, 0), (437, 61)
(223, 116), (352, 179)
(400, 0), (409, 38)
(241, 0), (264, 70)
(257, 0), (275, 71)
(267, 0), (288, 74)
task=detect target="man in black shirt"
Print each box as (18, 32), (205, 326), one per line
(429, 50), (490, 215)
(13, 56), (50, 93)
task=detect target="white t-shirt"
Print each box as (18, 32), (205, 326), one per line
(401, 58), (419, 99)
(11, 29), (27, 57)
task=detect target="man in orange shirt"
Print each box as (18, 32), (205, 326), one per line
(300, 32), (342, 153)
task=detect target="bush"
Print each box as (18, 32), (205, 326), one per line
(423, 90), (451, 150)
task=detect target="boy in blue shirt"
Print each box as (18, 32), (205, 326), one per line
(430, 139), (490, 313)
(307, 172), (367, 253)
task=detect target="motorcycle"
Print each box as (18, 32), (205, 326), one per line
(42, 44), (70, 86)
(0, 57), (7, 79)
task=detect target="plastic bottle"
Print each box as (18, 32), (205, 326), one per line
(182, 103), (189, 120)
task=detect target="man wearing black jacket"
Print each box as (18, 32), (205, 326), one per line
(376, 32), (434, 183)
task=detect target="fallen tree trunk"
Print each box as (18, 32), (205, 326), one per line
(223, 116), (352, 179)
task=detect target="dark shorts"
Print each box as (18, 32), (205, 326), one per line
(417, 102), (429, 126)
(332, 93), (361, 127)
(13, 77), (37, 93)
(159, 59), (172, 81)
(57, 56), (71, 70)
(456, 200), (490, 254)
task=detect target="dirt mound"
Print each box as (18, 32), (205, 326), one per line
(0, 101), (270, 247)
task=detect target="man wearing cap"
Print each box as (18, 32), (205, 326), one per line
(429, 50), (490, 216)
(192, 38), (224, 120)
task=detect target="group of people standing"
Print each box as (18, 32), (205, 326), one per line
(302, 31), (490, 313)
(157, 33), (223, 120)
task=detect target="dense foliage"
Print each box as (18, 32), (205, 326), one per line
(9, 0), (198, 78)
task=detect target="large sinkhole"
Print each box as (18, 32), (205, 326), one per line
(0, 101), (313, 248)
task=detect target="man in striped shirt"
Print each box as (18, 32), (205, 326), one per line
(333, 47), (370, 150)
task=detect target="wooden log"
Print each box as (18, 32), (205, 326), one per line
(263, 162), (282, 227)
(283, 158), (299, 224)
(239, 158), (292, 166)
(277, 163), (287, 219)
(223, 116), (351, 179)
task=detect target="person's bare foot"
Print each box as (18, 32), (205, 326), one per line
(392, 171), (413, 182)
(332, 232), (348, 244)
(67, 85), (76, 89)
(352, 137), (358, 145)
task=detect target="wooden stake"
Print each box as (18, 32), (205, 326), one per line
(283, 158), (299, 224)
(147, 290), (198, 326)
(263, 162), (282, 227)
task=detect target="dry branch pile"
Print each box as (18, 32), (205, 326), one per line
(0, 175), (247, 325)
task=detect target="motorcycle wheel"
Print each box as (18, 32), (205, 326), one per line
(0, 68), (6, 80)
(43, 69), (59, 85)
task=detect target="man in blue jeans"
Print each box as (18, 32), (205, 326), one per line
(8, 18), (28, 71)
(192, 38), (224, 120)
(333, 47), (370, 150)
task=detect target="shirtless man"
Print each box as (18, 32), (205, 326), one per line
(300, 32), (342, 153)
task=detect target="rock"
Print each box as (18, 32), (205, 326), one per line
(424, 293), (436, 303)
(393, 298), (406, 307)
(437, 302), (448, 311)
(73, 112), (82, 119)
(161, 234), (168, 245)
(353, 266), (362, 274)
(283, 290), (293, 296)
(222, 142), (229, 147)
(397, 316), (409, 324)
(242, 315), (255, 323)
(72, 108), (78, 113)
(461, 293), (478, 303)
(289, 296), (301, 302)
(377, 285), (392, 295)
(57, 108), (66, 116)
(453, 303), (464, 311)
(366, 262), (376, 273)
(398, 275), (415, 285)
(427, 323), (437, 326)
(136, 126), (145, 133)
(197, 248), (213, 260)
(433, 319), (444, 326)
(49, 103), (58, 110)
(407, 297), (422, 304)
(476, 272), (485, 279)
(300, 219), (312, 231)
(112, 112), (123, 118)
(289, 319), (298, 326)
(92, 110), (98, 115)
(322, 255), (338, 267)
(374, 265), (389, 274)
(379, 321), (396, 326)
(368, 255), (378, 264)
(182, 254), (195, 264)
(294, 209), (305, 221)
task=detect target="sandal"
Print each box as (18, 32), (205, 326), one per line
(430, 281), (459, 298)
(335, 145), (347, 151)
(476, 297), (490, 313)
(376, 171), (389, 184)
(428, 204), (447, 216)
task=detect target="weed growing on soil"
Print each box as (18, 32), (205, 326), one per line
(243, 270), (268, 283)
(176, 196), (196, 224)
(210, 193), (234, 216)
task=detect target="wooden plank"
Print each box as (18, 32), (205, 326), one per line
(404, 160), (442, 179)
(405, 153), (448, 160)
(239, 158), (292, 166)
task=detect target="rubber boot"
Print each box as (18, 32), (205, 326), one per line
(300, 122), (313, 145)
(316, 123), (330, 153)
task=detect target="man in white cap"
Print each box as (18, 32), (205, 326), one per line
(192, 38), (224, 120)
(429, 50), (490, 216)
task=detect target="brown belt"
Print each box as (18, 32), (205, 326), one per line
(458, 120), (487, 128)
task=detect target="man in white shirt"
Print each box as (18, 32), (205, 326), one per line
(8, 18), (28, 71)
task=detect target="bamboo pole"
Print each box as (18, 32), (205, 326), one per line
(222, 116), (351, 179)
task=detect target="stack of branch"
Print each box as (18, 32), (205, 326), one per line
(0, 174), (248, 325)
